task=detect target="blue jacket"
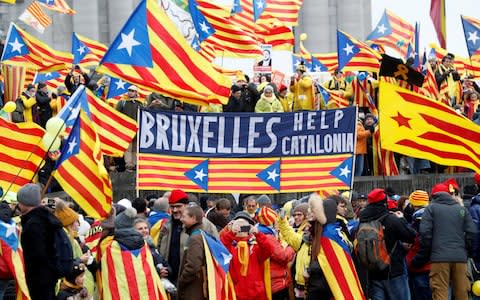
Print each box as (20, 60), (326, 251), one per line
(469, 194), (480, 259)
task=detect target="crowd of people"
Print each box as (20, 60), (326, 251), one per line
(1, 175), (480, 299)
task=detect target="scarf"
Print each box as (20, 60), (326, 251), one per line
(262, 94), (275, 104)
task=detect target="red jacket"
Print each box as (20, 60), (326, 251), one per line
(220, 230), (273, 300)
(265, 234), (295, 293)
(406, 234), (431, 273)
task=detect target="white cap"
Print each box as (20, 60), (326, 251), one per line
(127, 85), (138, 91)
(117, 198), (132, 209)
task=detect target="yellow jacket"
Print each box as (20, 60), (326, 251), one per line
(278, 217), (310, 287)
(20, 95), (37, 122)
(290, 75), (315, 111)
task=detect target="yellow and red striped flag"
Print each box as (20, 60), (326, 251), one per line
(18, 1), (52, 34)
(1, 64), (26, 102)
(36, 0), (75, 15)
(97, 0), (231, 107)
(430, 43), (480, 79)
(366, 9), (415, 58)
(99, 240), (168, 300)
(53, 111), (112, 220)
(372, 127), (399, 176)
(337, 30), (381, 73)
(0, 220), (31, 300)
(419, 62), (440, 100)
(57, 86), (138, 157)
(1, 22), (72, 71)
(72, 33), (108, 67)
(379, 81), (480, 173)
(0, 119), (46, 193)
(430, 0), (446, 48)
(319, 223), (365, 300)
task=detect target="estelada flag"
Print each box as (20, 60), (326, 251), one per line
(0, 220), (31, 300)
(0, 119), (46, 193)
(379, 81), (480, 173)
(318, 223), (365, 300)
(379, 54), (425, 87)
(99, 240), (168, 300)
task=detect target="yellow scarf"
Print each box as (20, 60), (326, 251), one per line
(237, 241), (249, 276)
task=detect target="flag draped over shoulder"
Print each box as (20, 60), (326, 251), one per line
(0, 119), (45, 192)
(337, 30), (381, 73)
(317, 85), (349, 108)
(53, 111), (112, 219)
(430, 0), (446, 48)
(202, 231), (236, 300)
(0, 220), (31, 300)
(72, 33), (108, 67)
(379, 81), (480, 173)
(97, 0), (232, 107)
(318, 223), (365, 300)
(1, 23), (72, 71)
(57, 86), (137, 157)
(366, 9), (415, 58)
(100, 240), (168, 300)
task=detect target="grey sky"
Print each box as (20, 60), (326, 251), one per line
(371, 0), (479, 58)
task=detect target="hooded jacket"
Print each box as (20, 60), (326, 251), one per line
(114, 228), (145, 250)
(415, 192), (476, 264)
(359, 202), (416, 280)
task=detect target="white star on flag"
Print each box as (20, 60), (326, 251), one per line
(117, 28), (141, 57)
(67, 136), (78, 154)
(194, 168), (207, 181)
(115, 79), (127, 90)
(377, 24), (387, 34)
(199, 22), (210, 34)
(77, 45), (86, 55)
(221, 252), (232, 266)
(45, 72), (52, 77)
(468, 31), (480, 45)
(314, 65), (322, 72)
(343, 43), (355, 56)
(1, 222), (16, 238)
(256, 0), (264, 9)
(68, 105), (81, 122)
(339, 165), (351, 178)
(267, 169), (279, 182)
(9, 38), (24, 54)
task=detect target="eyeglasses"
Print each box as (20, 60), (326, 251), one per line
(128, 89), (136, 92)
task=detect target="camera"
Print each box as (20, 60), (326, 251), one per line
(46, 198), (56, 209)
(240, 225), (251, 233)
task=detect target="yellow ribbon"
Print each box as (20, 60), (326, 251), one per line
(237, 241), (249, 276)
(264, 258), (272, 300)
(394, 64), (409, 80)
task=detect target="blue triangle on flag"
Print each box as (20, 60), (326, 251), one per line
(0, 220), (19, 251)
(1, 25), (29, 61)
(56, 111), (81, 168)
(72, 33), (90, 64)
(253, 0), (267, 21)
(100, 0), (153, 67)
(185, 159), (209, 191)
(256, 160), (281, 191)
(107, 76), (129, 99)
(311, 55), (328, 72)
(317, 85), (330, 106)
(330, 156), (353, 186)
(462, 18), (480, 56)
(57, 86), (91, 129)
(231, 0), (242, 14)
(34, 71), (61, 83)
(337, 31), (360, 70)
(366, 10), (392, 40)
(202, 232), (232, 273)
(191, 35), (201, 52)
(188, 0), (215, 43)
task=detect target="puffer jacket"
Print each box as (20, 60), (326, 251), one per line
(255, 95), (284, 113)
(277, 217), (310, 287)
(290, 75), (315, 111)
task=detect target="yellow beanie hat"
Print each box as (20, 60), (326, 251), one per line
(409, 190), (429, 207)
(54, 199), (79, 227)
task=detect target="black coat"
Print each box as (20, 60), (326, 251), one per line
(359, 202), (416, 280)
(21, 206), (63, 300)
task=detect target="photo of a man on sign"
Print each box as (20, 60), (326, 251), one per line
(254, 44), (273, 74)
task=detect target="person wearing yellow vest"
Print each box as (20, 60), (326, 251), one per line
(14, 84), (37, 123)
(290, 62), (315, 111)
(322, 69), (352, 99)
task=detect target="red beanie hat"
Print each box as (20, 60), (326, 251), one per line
(441, 178), (459, 193)
(368, 188), (387, 204)
(431, 183), (450, 196)
(387, 199), (398, 210)
(474, 173), (480, 185)
(169, 189), (189, 204)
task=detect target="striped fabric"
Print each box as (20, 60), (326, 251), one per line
(1, 22), (72, 71)
(18, 1), (52, 33)
(57, 86), (138, 157)
(255, 0), (303, 26)
(419, 62), (440, 100)
(380, 81), (480, 173)
(337, 30), (381, 73)
(72, 33), (108, 67)
(430, 43), (480, 79)
(0, 119), (46, 192)
(1, 64), (25, 102)
(137, 154), (353, 193)
(99, 240), (168, 300)
(36, 0), (75, 15)
(430, 0), (446, 48)
(97, 0), (231, 107)
(372, 127), (399, 176)
(367, 9), (415, 58)
(54, 111), (112, 219)
(0, 220), (31, 300)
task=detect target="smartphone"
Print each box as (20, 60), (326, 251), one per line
(240, 225), (251, 233)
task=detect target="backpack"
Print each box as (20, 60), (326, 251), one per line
(355, 214), (391, 272)
(11, 98), (25, 123)
(52, 227), (74, 278)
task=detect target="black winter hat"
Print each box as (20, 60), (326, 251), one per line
(64, 260), (86, 285)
